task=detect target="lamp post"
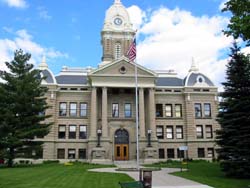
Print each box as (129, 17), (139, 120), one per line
(147, 129), (152, 147)
(97, 129), (102, 147)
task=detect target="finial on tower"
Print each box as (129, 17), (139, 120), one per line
(189, 57), (199, 72)
(38, 54), (48, 70)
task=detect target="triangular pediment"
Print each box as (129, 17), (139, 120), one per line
(90, 57), (156, 78)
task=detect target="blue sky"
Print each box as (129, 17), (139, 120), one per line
(1, 0), (248, 90)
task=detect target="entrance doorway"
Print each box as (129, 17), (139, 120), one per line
(114, 129), (129, 160)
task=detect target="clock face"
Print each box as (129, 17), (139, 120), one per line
(114, 18), (122, 26)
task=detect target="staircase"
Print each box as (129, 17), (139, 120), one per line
(114, 160), (142, 168)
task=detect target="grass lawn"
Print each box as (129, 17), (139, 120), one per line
(145, 160), (250, 188)
(0, 163), (133, 188)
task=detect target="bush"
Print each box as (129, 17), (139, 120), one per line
(43, 160), (59, 164)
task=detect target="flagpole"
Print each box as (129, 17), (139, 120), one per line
(134, 58), (139, 171)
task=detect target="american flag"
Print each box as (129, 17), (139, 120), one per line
(127, 38), (136, 62)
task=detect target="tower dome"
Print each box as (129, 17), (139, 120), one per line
(103, 0), (134, 32)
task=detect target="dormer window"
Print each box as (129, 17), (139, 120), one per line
(115, 42), (121, 60)
(197, 75), (205, 83)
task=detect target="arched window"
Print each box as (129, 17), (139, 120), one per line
(115, 42), (121, 60)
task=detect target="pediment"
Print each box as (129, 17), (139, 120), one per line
(90, 58), (156, 78)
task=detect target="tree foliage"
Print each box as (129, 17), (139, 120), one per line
(222, 0), (250, 45)
(0, 49), (51, 167)
(216, 43), (250, 178)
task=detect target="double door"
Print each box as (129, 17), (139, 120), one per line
(115, 144), (129, 160)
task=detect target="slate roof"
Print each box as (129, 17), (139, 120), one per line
(42, 69), (55, 84)
(185, 73), (214, 86)
(156, 77), (183, 86)
(55, 75), (88, 85)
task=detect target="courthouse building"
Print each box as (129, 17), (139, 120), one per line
(38, 0), (220, 163)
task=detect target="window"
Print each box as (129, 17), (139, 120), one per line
(206, 125), (213, 138)
(80, 103), (87, 117)
(167, 149), (175, 158)
(58, 125), (66, 139)
(166, 126), (174, 139)
(124, 103), (132, 118)
(165, 104), (172, 117)
(68, 149), (76, 159)
(159, 149), (165, 159)
(79, 149), (87, 159)
(112, 103), (119, 117)
(69, 125), (76, 139)
(57, 149), (65, 159)
(59, 102), (67, 116)
(70, 103), (77, 117)
(175, 104), (182, 118)
(115, 42), (121, 60)
(207, 148), (214, 158)
(156, 126), (164, 139)
(196, 125), (203, 139)
(156, 104), (163, 117)
(204, 103), (211, 117)
(176, 126), (183, 139)
(194, 103), (202, 118)
(177, 149), (185, 158)
(198, 148), (205, 158)
(79, 125), (87, 139)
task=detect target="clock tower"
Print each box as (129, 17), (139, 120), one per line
(100, 0), (136, 67)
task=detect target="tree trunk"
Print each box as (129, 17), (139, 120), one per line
(7, 148), (14, 167)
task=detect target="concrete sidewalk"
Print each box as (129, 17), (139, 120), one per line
(89, 167), (213, 188)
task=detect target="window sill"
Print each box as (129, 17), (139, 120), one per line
(156, 117), (183, 120)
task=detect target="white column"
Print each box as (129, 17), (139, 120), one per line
(90, 87), (97, 138)
(102, 87), (108, 137)
(139, 88), (146, 138)
(149, 88), (156, 138)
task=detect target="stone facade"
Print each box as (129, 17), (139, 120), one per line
(37, 0), (220, 163)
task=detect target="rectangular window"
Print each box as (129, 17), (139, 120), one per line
(165, 104), (173, 117)
(206, 125), (213, 138)
(204, 103), (211, 117)
(167, 149), (175, 158)
(177, 149), (185, 158)
(166, 126), (174, 139)
(79, 125), (87, 139)
(79, 149), (87, 159)
(156, 104), (163, 117)
(175, 104), (182, 118)
(69, 125), (76, 139)
(195, 103), (202, 118)
(59, 102), (67, 116)
(124, 103), (132, 118)
(80, 103), (87, 117)
(70, 103), (77, 117)
(68, 149), (76, 159)
(156, 125), (164, 139)
(176, 126), (183, 139)
(207, 148), (214, 158)
(58, 125), (66, 139)
(57, 149), (65, 159)
(112, 103), (119, 117)
(159, 148), (165, 159)
(198, 148), (205, 158)
(196, 125), (203, 139)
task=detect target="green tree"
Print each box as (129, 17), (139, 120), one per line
(0, 49), (51, 167)
(222, 0), (250, 45)
(217, 43), (250, 178)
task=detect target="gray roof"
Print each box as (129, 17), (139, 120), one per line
(42, 69), (54, 84)
(156, 77), (183, 86)
(185, 73), (214, 86)
(56, 75), (88, 85)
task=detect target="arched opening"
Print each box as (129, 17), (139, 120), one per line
(114, 129), (129, 160)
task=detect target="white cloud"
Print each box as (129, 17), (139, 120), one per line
(0, 29), (68, 72)
(127, 5), (146, 30)
(219, 0), (229, 10)
(1, 0), (28, 9)
(37, 7), (52, 20)
(128, 5), (233, 89)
